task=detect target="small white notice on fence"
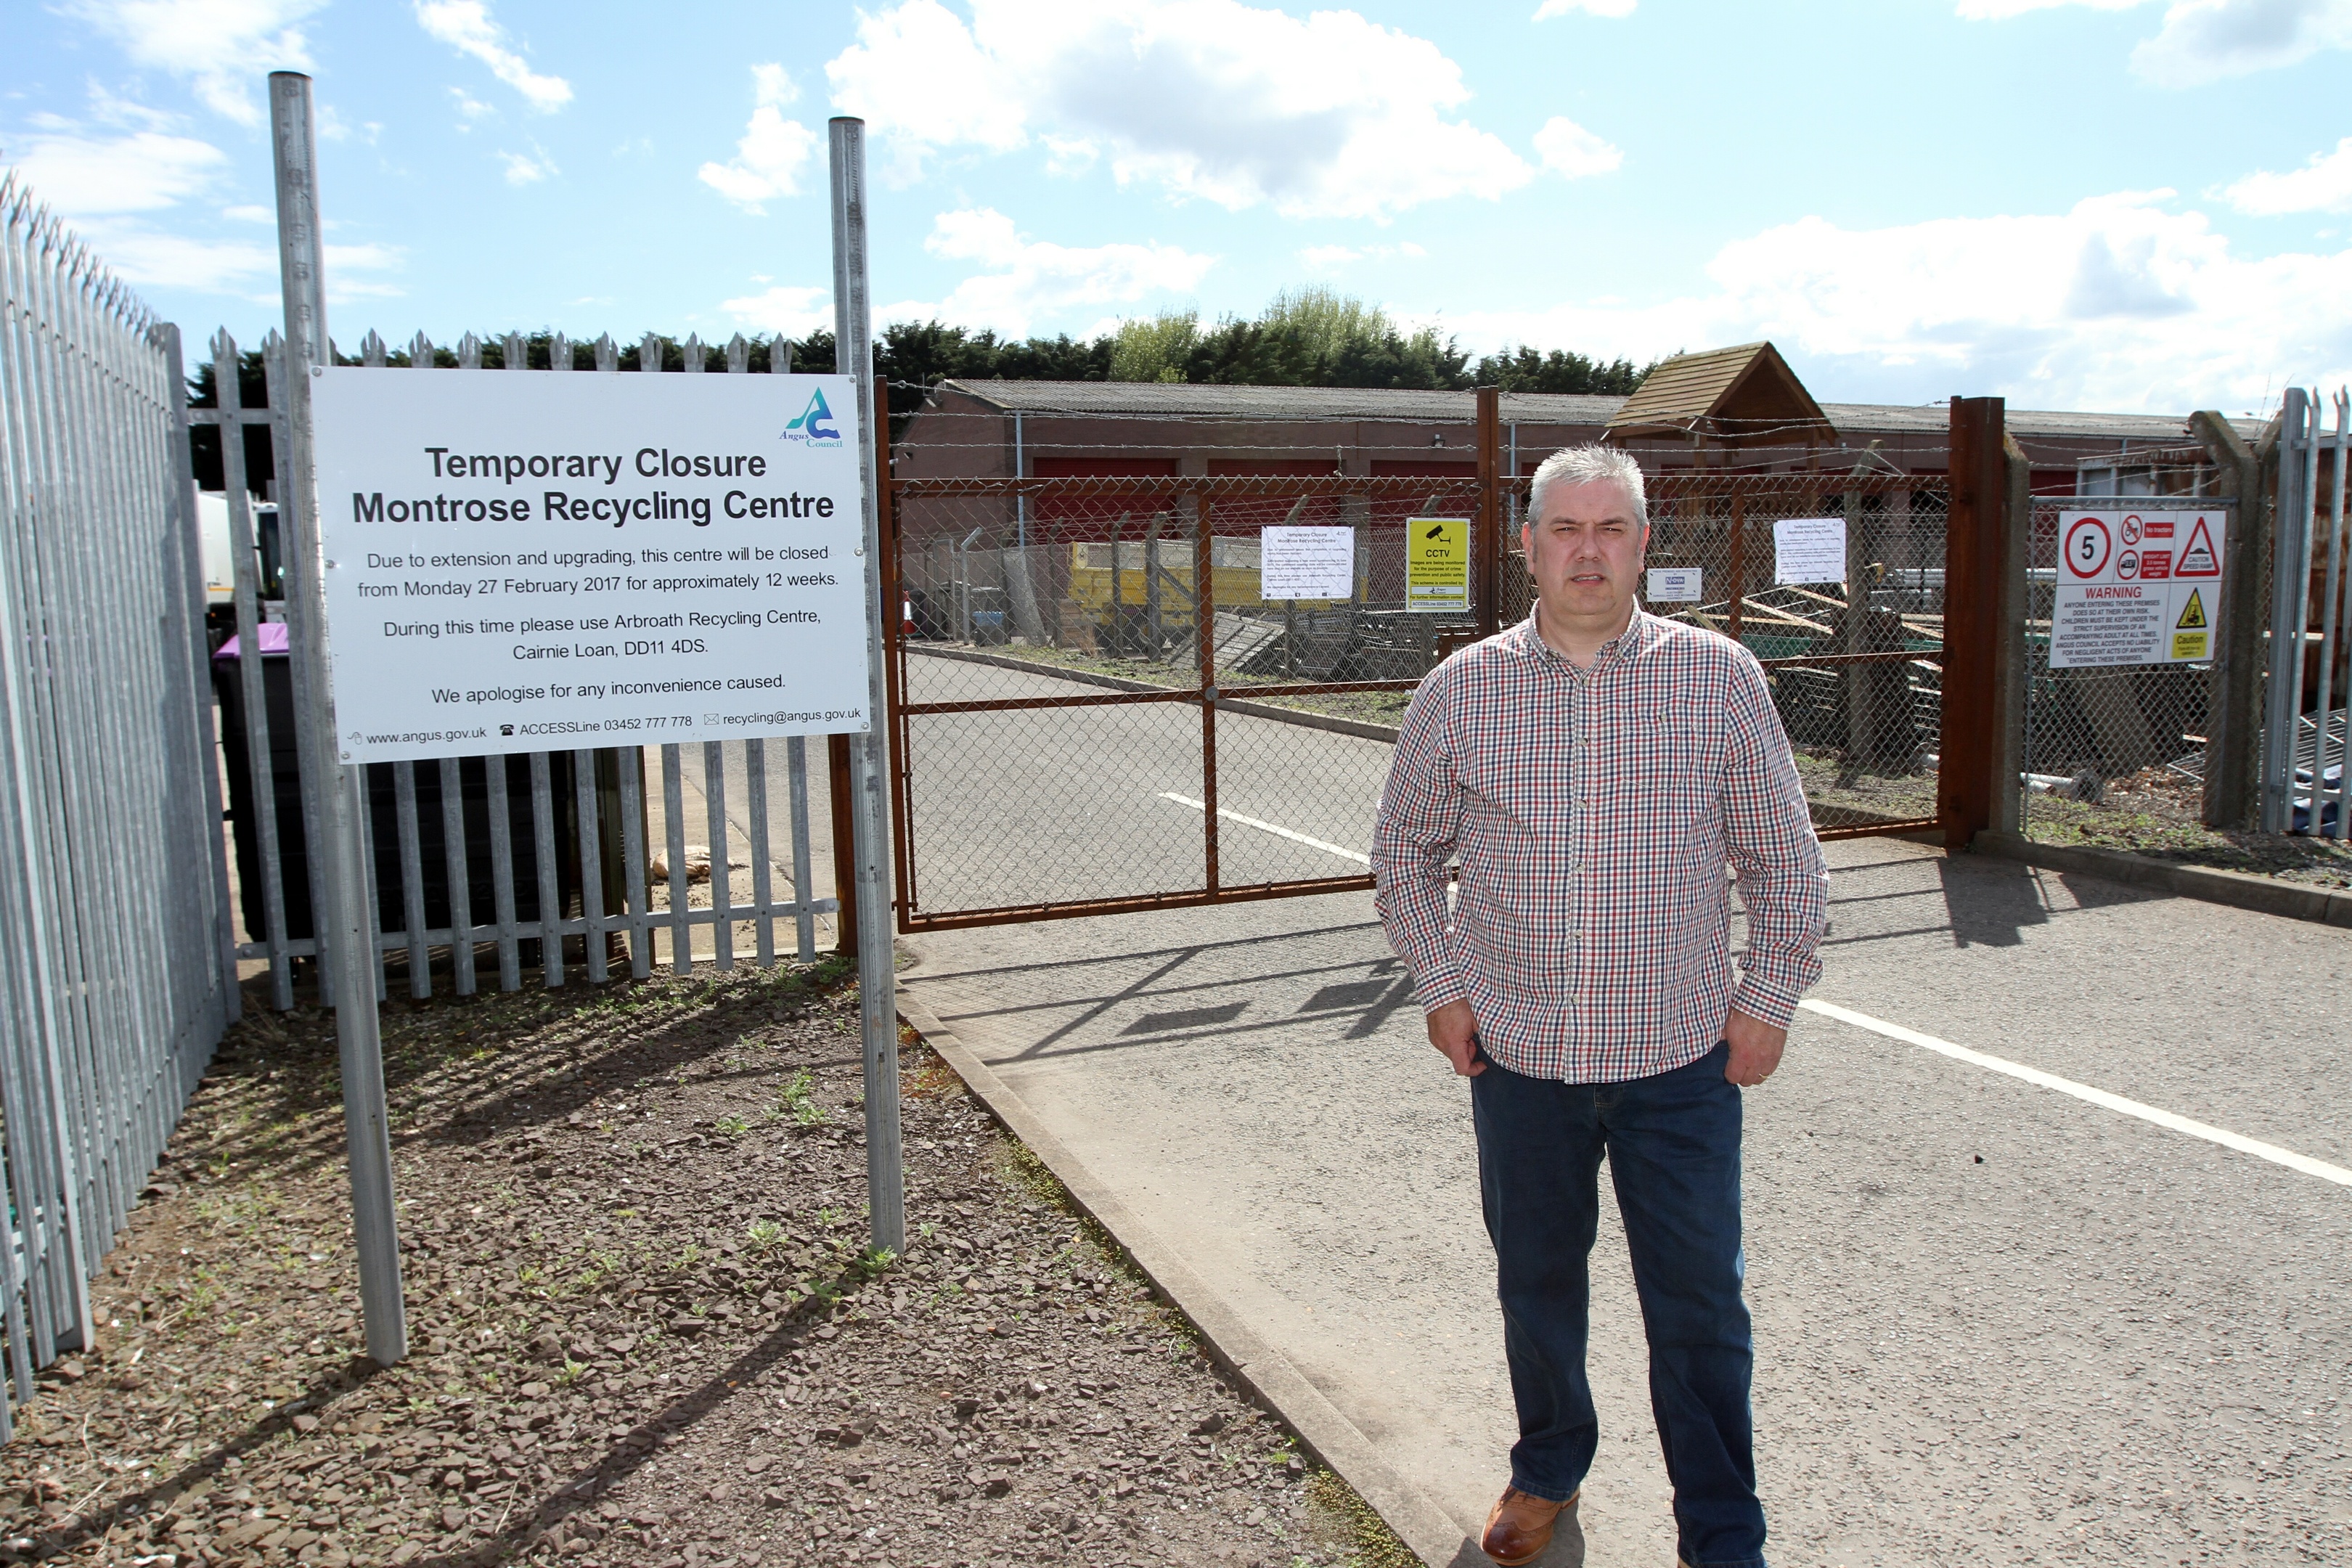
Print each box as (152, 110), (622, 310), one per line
(1259, 525), (1355, 601)
(312, 367), (872, 763)
(1773, 517), (1847, 585)
(1646, 566), (1703, 603)
(2049, 509), (2226, 669)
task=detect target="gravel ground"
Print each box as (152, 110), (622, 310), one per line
(0, 960), (1411, 1568)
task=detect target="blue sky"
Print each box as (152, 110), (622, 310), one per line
(7, 0), (2351, 413)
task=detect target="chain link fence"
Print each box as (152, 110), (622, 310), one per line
(889, 467), (1481, 924)
(1507, 470), (1948, 837)
(2021, 497), (2226, 849)
(886, 407), (1957, 927)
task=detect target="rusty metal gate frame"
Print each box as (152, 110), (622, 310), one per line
(882, 469), (1487, 931)
(878, 388), (1982, 934)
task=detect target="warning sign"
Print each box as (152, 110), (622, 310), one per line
(1405, 518), (1470, 612)
(2176, 516), (2219, 576)
(2171, 587), (2210, 660)
(2051, 510), (2227, 669)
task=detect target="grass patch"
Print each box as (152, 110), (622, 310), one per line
(1305, 1466), (1423, 1568)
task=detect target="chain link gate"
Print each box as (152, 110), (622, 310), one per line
(1628, 470), (1948, 839)
(881, 392), (1969, 932)
(2020, 497), (2238, 841)
(884, 470), (1485, 928)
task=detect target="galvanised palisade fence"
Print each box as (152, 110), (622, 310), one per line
(2265, 388), (2351, 836)
(0, 176), (238, 1437)
(203, 325), (844, 1016)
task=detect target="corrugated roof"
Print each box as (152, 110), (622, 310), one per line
(918, 379), (2258, 442)
(1816, 404), (2231, 441)
(928, 378), (1625, 425)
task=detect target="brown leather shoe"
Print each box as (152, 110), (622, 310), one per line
(1480, 1484), (1578, 1566)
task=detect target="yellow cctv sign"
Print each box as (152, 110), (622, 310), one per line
(1407, 518), (1469, 611)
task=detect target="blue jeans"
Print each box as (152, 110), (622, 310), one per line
(1469, 1041), (1765, 1568)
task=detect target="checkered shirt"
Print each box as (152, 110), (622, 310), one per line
(1372, 609), (1828, 1084)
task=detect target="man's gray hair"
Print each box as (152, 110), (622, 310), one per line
(1527, 444), (1649, 528)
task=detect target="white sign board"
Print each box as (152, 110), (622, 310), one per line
(1259, 525), (1355, 601)
(1773, 517), (1847, 585)
(312, 367), (870, 763)
(1646, 566), (1703, 603)
(2050, 508), (2225, 669)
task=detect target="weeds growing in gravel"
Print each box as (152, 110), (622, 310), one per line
(4, 957), (1404, 1567)
(779, 1067), (828, 1125)
(1305, 1466), (1421, 1568)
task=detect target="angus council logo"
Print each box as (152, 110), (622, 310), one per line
(783, 388), (840, 444)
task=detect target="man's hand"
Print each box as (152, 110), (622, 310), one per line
(1723, 1008), (1787, 1087)
(1426, 998), (1485, 1077)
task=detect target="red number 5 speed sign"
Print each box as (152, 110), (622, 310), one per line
(2062, 515), (2112, 582)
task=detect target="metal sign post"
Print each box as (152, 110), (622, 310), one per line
(268, 70), (409, 1366)
(829, 117), (907, 1255)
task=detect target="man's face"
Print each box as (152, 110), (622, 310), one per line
(1522, 478), (1647, 627)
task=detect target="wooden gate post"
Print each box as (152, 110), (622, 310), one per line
(1941, 396), (2009, 850)
(1476, 386), (1502, 637)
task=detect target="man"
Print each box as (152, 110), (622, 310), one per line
(1371, 444), (1826, 1568)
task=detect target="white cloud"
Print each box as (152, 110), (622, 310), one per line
(415, 1), (573, 112)
(4, 113), (409, 300)
(748, 63), (798, 107)
(698, 65), (820, 212)
(9, 126), (228, 213)
(826, 0), (1532, 220)
(1532, 0), (1637, 17)
(93, 229), (281, 292)
(58, 0), (320, 125)
(2131, 0), (2352, 83)
(73, 226), (404, 300)
(499, 147), (557, 185)
(2224, 136), (2352, 214)
(826, 0), (1028, 172)
(875, 208), (1217, 337)
(1958, 0), (2352, 83)
(1532, 116), (1622, 179)
(1299, 240), (1426, 270)
(322, 259), (408, 303)
(314, 105), (378, 144)
(719, 284), (833, 338)
(450, 89), (497, 129)
(1440, 191), (2352, 412)
(1955, 0), (2144, 17)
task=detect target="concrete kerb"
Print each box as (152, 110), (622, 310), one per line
(1975, 830), (2352, 928)
(894, 986), (1472, 1568)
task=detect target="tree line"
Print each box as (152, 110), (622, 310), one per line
(187, 290), (1654, 488)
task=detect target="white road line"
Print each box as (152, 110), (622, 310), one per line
(1158, 793), (1371, 866)
(1800, 997), (2352, 1188)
